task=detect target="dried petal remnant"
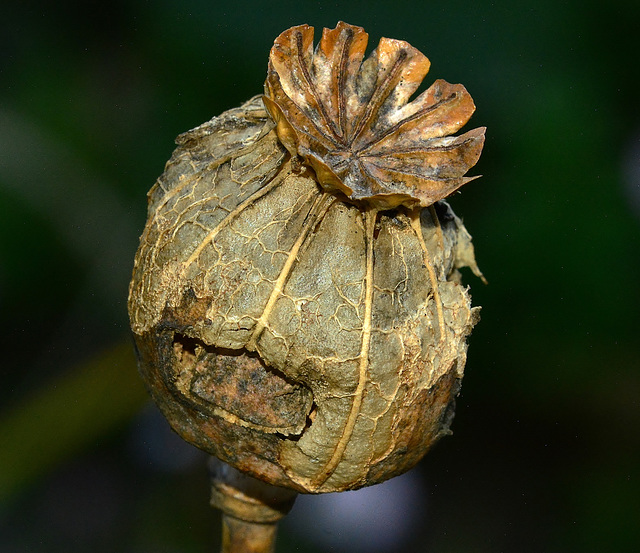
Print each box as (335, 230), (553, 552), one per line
(264, 22), (485, 208)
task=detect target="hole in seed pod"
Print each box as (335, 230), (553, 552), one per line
(169, 333), (314, 437)
(432, 200), (455, 223)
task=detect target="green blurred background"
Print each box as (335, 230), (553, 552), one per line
(1, 1), (638, 551)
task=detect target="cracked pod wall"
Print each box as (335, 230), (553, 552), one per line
(128, 22), (485, 493)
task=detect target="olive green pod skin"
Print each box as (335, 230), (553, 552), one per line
(128, 95), (482, 493)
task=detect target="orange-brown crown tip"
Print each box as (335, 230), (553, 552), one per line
(264, 23), (485, 209)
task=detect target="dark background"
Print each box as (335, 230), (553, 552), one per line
(1, 1), (639, 551)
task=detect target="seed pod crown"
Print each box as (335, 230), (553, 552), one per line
(264, 22), (485, 209)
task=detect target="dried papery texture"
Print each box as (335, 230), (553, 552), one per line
(264, 22), (485, 209)
(129, 93), (484, 493)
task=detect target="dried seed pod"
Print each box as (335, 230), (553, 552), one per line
(128, 22), (485, 494)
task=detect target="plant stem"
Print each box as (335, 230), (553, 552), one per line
(221, 515), (278, 553)
(209, 457), (298, 553)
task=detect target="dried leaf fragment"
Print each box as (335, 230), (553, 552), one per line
(264, 22), (485, 208)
